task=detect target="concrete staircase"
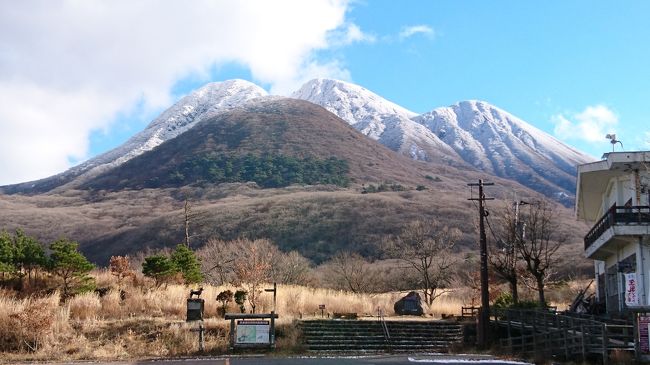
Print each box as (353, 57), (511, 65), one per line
(300, 319), (463, 353)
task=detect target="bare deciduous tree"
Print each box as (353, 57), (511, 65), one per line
(231, 238), (275, 313)
(197, 238), (237, 285)
(199, 238), (313, 287)
(488, 203), (521, 304)
(516, 200), (565, 306)
(323, 251), (376, 293)
(386, 220), (461, 305)
(271, 250), (312, 286)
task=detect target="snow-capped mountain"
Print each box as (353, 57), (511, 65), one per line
(2, 77), (594, 203)
(292, 79), (462, 163)
(74, 79), (268, 176)
(414, 100), (593, 197)
(293, 79), (594, 202)
(3, 79), (268, 193)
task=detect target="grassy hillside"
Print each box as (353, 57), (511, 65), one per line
(0, 181), (591, 274)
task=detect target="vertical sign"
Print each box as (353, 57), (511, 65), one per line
(639, 315), (650, 353)
(626, 272), (639, 306)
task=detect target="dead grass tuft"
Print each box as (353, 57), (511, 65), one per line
(0, 293), (59, 352)
(69, 292), (102, 320)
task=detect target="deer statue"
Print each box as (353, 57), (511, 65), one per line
(189, 287), (204, 299)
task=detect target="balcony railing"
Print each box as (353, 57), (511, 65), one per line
(584, 204), (650, 251)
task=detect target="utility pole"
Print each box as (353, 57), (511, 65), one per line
(468, 179), (494, 348)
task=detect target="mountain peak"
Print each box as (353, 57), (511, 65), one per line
(293, 78), (417, 122)
(1, 79), (270, 194)
(414, 100), (594, 202)
(194, 79), (266, 98)
(292, 78), (459, 163)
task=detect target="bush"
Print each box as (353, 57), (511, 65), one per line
(0, 295), (57, 352)
(234, 290), (247, 313)
(216, 290), (233, 316)
(493, 292), (545, 310)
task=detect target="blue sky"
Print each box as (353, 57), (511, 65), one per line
(1, 1), (649, 185)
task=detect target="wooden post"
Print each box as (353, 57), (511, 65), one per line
(199, 322), (205, 352)
(507, 310), (512, 351)
(602, 323), (609, 365)
(229, 318), (235, 349)
(542, 312), (548, 355)
(563, 316), (569, 359)
(532, 312), (537, 354)
(581, 324), (586, 362)
(270, 310), (276, 348)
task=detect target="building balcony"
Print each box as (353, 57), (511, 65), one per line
(584, 205), (650, 259)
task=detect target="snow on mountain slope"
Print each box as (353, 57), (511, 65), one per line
(3, 79), (268, 193)
(2, 77), (595, 204)
(292, 79), (461, 163)
(414, 100), (594, 198)
(293, 79), (594, 202)
(75, 79), (268, 175)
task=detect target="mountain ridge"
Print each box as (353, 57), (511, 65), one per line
(0, 89), (592, 264)
(292, 79), (594, 203)
(1, 78), (594, 205)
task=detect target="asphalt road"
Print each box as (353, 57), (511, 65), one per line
(52, 354), (532, 365)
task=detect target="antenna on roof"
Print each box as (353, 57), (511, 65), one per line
(605, 133), (624, 152)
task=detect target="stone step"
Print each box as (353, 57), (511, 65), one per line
(299, 319), (463, 352)
(305, 339), (460, 346)
(306, 343), (451, 350)
(303, 333), (463, 340)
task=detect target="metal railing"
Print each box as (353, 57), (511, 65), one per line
(584, 205), (650, 250)
(496, 308), (634, 365)
(377, 308), (392, 352)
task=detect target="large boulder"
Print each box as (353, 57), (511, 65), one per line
(394, 291), (424, 316)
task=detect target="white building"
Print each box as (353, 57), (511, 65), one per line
(576, 151), (650, 314)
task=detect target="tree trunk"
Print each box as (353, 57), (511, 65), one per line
(184, 200), (191, 248)
(536, 275), (545, 306)
(509, 277), (519, 304)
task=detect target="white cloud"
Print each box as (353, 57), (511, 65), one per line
(0, 0), (353, 185)
(398, 25), (435, 40)
(551, 105), (618, 142)
(339, 24), (377, 44)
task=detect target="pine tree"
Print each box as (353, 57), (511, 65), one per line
(0, 230), (14, 275)
(171, 244), (203, 284)
(49, 238), (95, 298)
(142, 255), (178, 286)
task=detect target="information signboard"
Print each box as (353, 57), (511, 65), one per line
(236, 320), (270, 344)
(640, 315), (650, 354)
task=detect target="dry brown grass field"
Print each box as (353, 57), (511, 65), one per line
(0, 269), (587, 362)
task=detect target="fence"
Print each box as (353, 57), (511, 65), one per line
(496, 308), (634, 365)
